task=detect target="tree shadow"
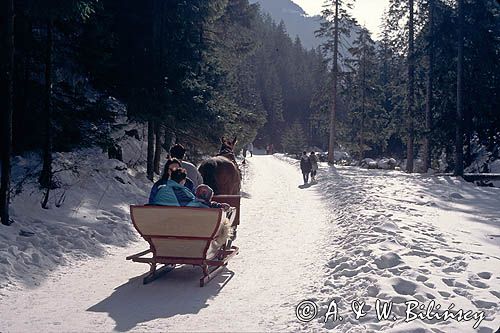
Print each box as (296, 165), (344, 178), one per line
(87, 265), (234, 331)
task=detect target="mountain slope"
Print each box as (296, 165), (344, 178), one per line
(250, 0), (323, 50)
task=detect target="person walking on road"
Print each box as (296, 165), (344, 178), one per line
(247, 142), (254, 157)
(309, 151), (319, 182)
(300, 151), (312, 185)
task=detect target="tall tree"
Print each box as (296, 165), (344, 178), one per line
(455, 0), (464, 176)
(318, 0), (355, 164)
(26, 0), (97, 207)
(329, 0), (339, 165)
(154, 122), (162, 175)
(406, 0), (415, 172)
(386, 0), (418, 171)
(0, 0), (15, 225)
(39, 18), (53, 208)
(422, 0), (434, 172)
(147, 120), (155, 181)
(346, 27), (383, 159)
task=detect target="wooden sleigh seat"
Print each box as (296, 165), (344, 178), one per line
(126, 195), (241, 287)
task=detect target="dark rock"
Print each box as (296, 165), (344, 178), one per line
(114, 176), (126, 184)
(125, 129), (140, 140)
(108, 143), (123, 161)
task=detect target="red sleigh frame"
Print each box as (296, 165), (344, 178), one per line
(126, 195), (241, 286)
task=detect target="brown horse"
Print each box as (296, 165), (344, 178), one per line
(198, 137), (241, 195)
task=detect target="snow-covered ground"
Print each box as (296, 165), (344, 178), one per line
(0, 132), (151, 289)
(0, 154), (499, 332)
(277, 155), (500, 332)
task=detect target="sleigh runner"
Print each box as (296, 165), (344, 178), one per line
(126, 195), (241, 286)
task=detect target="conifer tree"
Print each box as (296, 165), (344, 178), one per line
(422, 0), (435, 172)
(25, 0), (98, 208)
(455, 0), (464, 176)
(0, 0), (15, 225)
(317, 0), (355, 164)
(282, 121), (307, 157)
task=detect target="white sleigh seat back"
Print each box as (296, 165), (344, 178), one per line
(131, 206), (222, 259)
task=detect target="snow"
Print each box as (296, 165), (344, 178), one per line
(0, 153), (499, 332)
(0, 124), (152, 289)
(489, 160), (500, 173)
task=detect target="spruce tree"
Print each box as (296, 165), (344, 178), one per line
(422, 0), (435, 172)
(455, 0), (464, 176)
(0, 0), (15, 225)
(317, 0), (355, 164)
(24, 0), (98, 208)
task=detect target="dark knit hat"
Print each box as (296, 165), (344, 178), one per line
(170, 144), (186, 159)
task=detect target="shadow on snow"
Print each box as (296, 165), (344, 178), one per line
(87, 265), (234, 331)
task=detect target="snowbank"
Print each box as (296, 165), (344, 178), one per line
(0, 127), (154, 288)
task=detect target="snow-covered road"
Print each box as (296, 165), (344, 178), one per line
(0, 155), (499, 332)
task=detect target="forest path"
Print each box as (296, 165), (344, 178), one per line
(0, 155), (331, 332)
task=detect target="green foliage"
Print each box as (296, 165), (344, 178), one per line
(251, 13), (327, 150)
(282, 121), (307, 156)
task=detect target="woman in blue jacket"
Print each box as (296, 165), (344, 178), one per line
(148, 158), (195, 204)
(151, 168), (204, 207)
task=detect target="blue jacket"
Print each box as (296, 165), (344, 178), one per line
(148, 177), (195, 204)
(151, 180), (204, 207)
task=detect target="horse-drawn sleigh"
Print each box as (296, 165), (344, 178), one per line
(126, 137), (242, 287)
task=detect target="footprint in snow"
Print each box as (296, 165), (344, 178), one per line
(468, 278), (489, 289)
(442, 278), (455, 287)
(478, 272), (492, 279)
(472, 299), (497, 309)
(490, 290), (500, 299)
(450, 192), (464, 199)
(453, 288), (473, 298)
(391, 277), (417, 296)
(416, 275), (428, 282)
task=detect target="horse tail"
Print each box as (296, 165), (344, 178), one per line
(198, 158), (219, 194)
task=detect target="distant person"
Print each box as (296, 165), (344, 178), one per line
(151, 168), (198, 207)
(170, 144), (204, 188)
(247, 142), (254, 157)
(148, 158), (194, 204)
(309, 151), (319, 182)
(300, 151), (312, 185)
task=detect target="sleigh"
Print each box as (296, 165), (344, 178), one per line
(126, 195), (241, 287)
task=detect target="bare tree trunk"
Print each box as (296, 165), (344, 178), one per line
(153, 122), (162, 175)
(164, 127), (173, 153)
(464, 127), (472, 167)
(40, 19), (53, 209)
(328, 0), (339, 165)
(147, 119), (155, 181)
(455, 0), (464, 176)
(406, 0), (415, 173)
(422, 0), (434, 172)
(0, 0), (15, 225)
(360, 42), (366, 160)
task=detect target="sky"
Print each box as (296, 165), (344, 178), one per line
(292, 0), (390, 38)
